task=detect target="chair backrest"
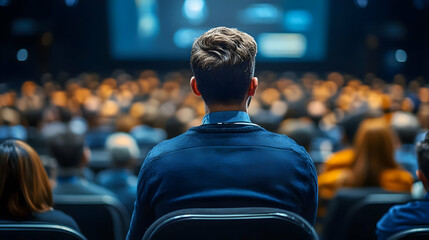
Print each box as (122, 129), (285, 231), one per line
(54, 195), (130, 240)
(142, 207), (319, 240)
(0, 223), (86, 240)
(387, 227), (429, 240)
(322, 188), (412, 240)
(343, 193), (412, 240)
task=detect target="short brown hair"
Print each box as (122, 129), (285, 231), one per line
(0, 139), (53, 218)
(190, 27), (257, 105)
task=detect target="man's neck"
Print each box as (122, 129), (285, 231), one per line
(205, 104), (247, 114)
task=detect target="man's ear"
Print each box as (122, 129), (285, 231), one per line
(190, 77), (201, 96)
(248, 77), (258, 96)
(417, 170), (429, 190)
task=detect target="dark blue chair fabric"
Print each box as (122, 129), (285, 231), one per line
(54, 195), (129, 240)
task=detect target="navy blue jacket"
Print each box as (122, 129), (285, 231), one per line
(377, 193), (429, 240)
(127, 117), (318, 240)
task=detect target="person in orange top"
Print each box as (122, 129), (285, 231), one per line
(318, 118), (413, 216)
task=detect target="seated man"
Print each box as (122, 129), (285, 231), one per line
(127, 27), (318, 240)
(49, 131), (115, 196)
(391, 111), (421, 179)
(376, 131), (429, 240)
(96, 132), (140, 214)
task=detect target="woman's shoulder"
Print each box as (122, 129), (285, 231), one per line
(33, 209), (80, 232)
(380, 169), (414, 192)
(318, 168), (351, 199)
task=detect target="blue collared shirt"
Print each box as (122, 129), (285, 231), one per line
(202, 111), (251, 125)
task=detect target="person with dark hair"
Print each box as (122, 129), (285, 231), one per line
(320, 112), (366, 173)
(0, 139), (79, 231)
(49, 132), (114, 196)
(127, 27), (318, 240)
(376, 131), (429, 240)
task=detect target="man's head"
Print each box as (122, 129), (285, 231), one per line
(190, 27), (258, 108)
(391, 111), (420, 145)
(49, 132), (88, 169)
(105, 133), (140, 168)
(417, 132), (429, 190)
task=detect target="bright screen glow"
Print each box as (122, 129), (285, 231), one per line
(109, 0), (328, 61)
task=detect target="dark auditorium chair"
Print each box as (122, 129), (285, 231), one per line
(387, 227), (429, 240)
(142, 207), (319, 240)
(54, 195), (130, 240)
(0, 223), (86, 240)
(322, 188), (412, 240)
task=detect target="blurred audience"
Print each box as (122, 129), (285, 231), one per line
(48, 131), (114, 196)
(320, 112), (366, 173)
(318, 118), (413, 216)
(0, 69), (427, 235)
(96, 132), (140, 214)
(0, 139), (79, 231)
(391, 111), (421, 178)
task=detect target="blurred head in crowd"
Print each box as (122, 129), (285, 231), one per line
(417, 132), (429, 191)
(391, 111), (421, 145)
(49, 132), (89, 169)
(0, 107), (21, 126)
(190, 27), (258, 110)
(40, 155), (58, 189)
(0, 139), (53, 218)
(344, 118), (399, 187)
(105, 132), (140, 169)
(278, 118), (315, 151)
(339, 112), (366, 146)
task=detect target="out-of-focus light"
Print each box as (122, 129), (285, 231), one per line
(239, 4), (280, 24)
(65, 0), (79, 7)
(354, 0), (368, 8)
(258, 33), (307, 58)
(173, 28), (204, 48)
(284, 10), (313, 31)
(182, 0), (207, 24)
(11, 18), (38, 36)
(137, 0), (159, 38)
(395, 49), (407, 63)
(17, 49), (28, 62)
(0, 0), (10, 7)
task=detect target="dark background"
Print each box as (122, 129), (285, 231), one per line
(0, 0), (428, 83)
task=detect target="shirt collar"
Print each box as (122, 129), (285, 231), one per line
(202, 111), (251, 125)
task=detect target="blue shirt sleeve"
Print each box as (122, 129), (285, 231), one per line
(376, 211), (395, 240)
(304, 156), (318, 224)
(126, 157), (157, 240)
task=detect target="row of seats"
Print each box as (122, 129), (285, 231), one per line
(0, 206), (428, 240)
(0, 189), (428, 240)
(0, 195), (128, 240)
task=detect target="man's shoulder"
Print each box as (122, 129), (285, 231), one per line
(145, 125), (310, 161)
(54, 179), (116, 197)
(378, 199), (429, 231)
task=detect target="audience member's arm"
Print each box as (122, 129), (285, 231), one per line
(303, 155), (318, 225)
(376, 206), (399, 240)
(126, 158), (157, 240)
